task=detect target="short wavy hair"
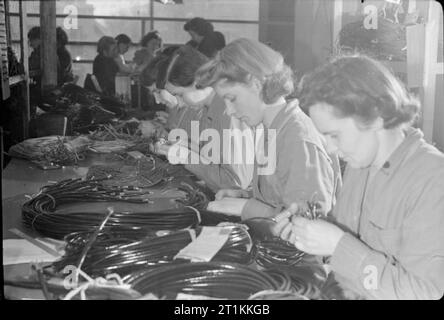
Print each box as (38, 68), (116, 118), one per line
(183, 17), (214, 37)
(299, 55), (420, 129)
(141, 31), (161, 48)
(196, 38), (294, 104)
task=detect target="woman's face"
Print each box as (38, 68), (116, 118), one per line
(118, 42), (130, 55)
(29, 38), (41, 50)
(309, 103), (379, 169)
(165, 82), (209, 110)
(146, 39), (162, 55)
(104, 44), (118, 58)
(215, 80), (264, 127)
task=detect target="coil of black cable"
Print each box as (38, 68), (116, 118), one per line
(126, 262), (283, 299)
(21, 177), (209, 239)
(52, 225), (254, 278)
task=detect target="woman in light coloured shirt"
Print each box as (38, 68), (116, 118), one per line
(274, 55), (444, 300)
(196, 38), (340, 220)
(152, 45), (255, 192)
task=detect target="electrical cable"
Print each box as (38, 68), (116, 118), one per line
(22, 177), (209, 240)
(52, 225), (254, 278)
(125, 262), (283, 299)
(254, 237), (305, 268)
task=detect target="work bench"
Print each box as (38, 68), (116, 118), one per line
(2, 155), (344, 300)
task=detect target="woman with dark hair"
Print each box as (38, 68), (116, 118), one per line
(92, 36), (119, 95)
(274, 55), (444, 299)
(152, 45), (254, 192)
(183, 17), (225, 58)
(197, 38), (340, 222)
(28, 26), (41, 84)
(114, 34), (133, 74)
(56, 27), (74, 84)
(134, 31), (163, 70)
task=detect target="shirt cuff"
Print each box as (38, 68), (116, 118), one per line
(241, 198), (279, 221)
(330, 232), (370, 280)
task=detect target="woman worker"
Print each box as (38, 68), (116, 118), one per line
(152, 45), (254, 192)
(183, 17), (226, 58)
(92, 36), (119, 96)
(274, 55), (444, 299)
(133, 31), (163, 73)
(196, 38), (340, 221)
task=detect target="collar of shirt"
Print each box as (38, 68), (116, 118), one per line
(268, 99), (300, 130)
(378, 127), (424, 175)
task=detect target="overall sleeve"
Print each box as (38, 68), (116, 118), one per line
(241, 139), (336, 220)
(330, 176), (444, 300)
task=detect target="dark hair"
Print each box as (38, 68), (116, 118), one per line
(164, 45), (209, 88)
(140, 45), (181, 88)
(97, 36), (117, 54)
(28, 26), (40, 40)
(56, 27), (69, 47)
(196, 38), (294, 104)
(213, 31), (226, 50)
(141, 31), (161, 47)
(115, 34), (132, 45)
(183, 17), (214, 37)
(198, 31), (226, 58)
(140, 55), (169, 88)
(299, 55), (420, 129)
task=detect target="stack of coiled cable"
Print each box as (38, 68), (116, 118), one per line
(22, 177), (209, 239)
(125, 262), (284, 299)
(52, 225), (254, 278)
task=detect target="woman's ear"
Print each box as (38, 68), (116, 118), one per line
(247, 75), (262, 94)
(368, 116), (384, 132)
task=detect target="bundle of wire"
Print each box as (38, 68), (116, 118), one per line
(52, 224), (253, 278)
(125, 262), (284, 299)
(22, 177), (209, 239)
(86, 155), (196, 189)
(254, 237), (305, 268)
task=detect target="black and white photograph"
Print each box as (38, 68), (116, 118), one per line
(1, 0), (443, 304)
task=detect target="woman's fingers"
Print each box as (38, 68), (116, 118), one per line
(279, 223), (293, 242)
(215, 189), (229, 200)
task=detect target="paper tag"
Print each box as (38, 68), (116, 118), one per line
(174, 227), (231, 262)
(206, 198), (248, 216)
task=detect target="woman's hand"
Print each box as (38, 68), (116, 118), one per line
(155, 111), (169, 125)
(215, 189), (250, 200)
(207, 198), (249, 216)
(286, 217), (344, 256)
(273, 204), (345, 256)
